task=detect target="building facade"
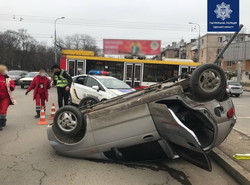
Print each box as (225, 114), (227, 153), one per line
(222, 41), (250, 84)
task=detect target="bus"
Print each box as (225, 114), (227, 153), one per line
(59, 50), (200, 89)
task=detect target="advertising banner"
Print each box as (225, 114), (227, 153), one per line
(103, 39), (161, 55)
(208, 0), (239, 32)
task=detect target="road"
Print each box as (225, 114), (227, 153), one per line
(0, 87), (239, 185)
(232, 91), (250, 136)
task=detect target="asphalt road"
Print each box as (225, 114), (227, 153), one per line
(231, 91), (250, 136)
(0, 87), (239, 185)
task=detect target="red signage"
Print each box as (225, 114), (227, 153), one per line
(103, 39), (161, 55)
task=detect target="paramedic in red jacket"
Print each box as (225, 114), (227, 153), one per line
(26, 69), (51, 118)
(0, 65), (15, 131)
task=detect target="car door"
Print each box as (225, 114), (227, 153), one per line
(148, 102), (212, 171)
(85, 76), (105, 100)
(73, 76), (88, 102)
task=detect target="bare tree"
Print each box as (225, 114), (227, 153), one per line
(57, 33), (99, 54)
(0, 29), (54, 71)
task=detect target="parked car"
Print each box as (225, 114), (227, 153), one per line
(19, 72), (51, 88)
(19, 72), (39, 88)
(70, 72), (135, 107)
(48, 64), (236, 171)
(226, 81), (243, 97)
(8, 70), (28, 85)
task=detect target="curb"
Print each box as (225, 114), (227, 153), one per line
(210, 148), (250, 185)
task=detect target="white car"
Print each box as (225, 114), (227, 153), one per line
(226, 81), (243, 97)
(70, 73), (135, 107)
(19, 72), (52, 88)
(19, 72), (39, 88)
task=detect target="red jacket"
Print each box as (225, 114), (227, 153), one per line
(0, 74), (15, 102)
(27, 75), (51, 101)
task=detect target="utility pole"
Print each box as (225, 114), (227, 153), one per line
(54, 17), (65, 64)
(189, 22), (200, 62)
(237, 61), (242, 82)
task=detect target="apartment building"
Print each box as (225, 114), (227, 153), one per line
(222, 40), (250, 83)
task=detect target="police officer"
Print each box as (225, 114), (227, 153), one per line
(51, 65), (72, 108)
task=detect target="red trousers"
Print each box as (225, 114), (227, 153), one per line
(35, 93), (46, 112)
(0, 97), (10, 117)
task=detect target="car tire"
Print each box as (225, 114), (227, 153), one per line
(190, 64), (226, 101)
(79, 96), (100, 109)
(235, 94), (240, 97)
(21, 85), (24, 89)
(53, 105), (84, 136)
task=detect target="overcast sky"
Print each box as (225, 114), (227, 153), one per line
(0, 0), (249, 48)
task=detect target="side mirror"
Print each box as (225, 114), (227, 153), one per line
(92, 85), (99, 91)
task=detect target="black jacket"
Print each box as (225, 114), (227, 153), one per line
(53, 69), (72, 88)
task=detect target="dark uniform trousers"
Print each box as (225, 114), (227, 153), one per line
(57, 87), (70, 108)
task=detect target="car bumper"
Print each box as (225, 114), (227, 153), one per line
(226, 89), (243, 94)
(214, 116), (236, 147)
(19, 81), (31, 86)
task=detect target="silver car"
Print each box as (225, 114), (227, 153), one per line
(226, 81), (243, 97)
(47, 64), (236, 171)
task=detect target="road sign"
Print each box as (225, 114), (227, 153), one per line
(208, 0), (239, 32)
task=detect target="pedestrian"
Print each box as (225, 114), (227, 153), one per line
(0, 65), (15, 131)
(51, 65), (72, 108)
(25, 69), (51, 118)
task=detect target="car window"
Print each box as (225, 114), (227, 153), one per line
(228, 82), (241, 86)
(8, 71), (23, 75)
(26, 72), (38, 77)
(98, 78), (131, 89)
(85, 77), (100, 88)
(75, 76), (86, 85)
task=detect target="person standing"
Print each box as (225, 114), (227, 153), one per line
(26, 69), (51, 118)
(0, 65), (15, 131)
(51, 65), (72, 108)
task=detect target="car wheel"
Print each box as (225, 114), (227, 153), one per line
(53, 105), (84, 136)
(21, 85), (24, 89)
(79, 96), (100, 109)
(235, 94), (240, 97)
(190, 64), (226, 101)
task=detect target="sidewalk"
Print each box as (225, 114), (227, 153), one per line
(211, 129), (250, 184)
(217, 129), (250, 172)
(243, 86), (250, 92)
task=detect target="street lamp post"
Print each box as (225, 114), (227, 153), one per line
(54, 17), (65, 64)
(189, 22), (201, 62)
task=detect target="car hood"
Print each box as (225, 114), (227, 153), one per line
(110, 88), (135, 95)
(228, 85), (242, 88)
(19, 77), (34, 81)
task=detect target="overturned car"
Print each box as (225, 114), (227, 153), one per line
(47, 64), (236, 171)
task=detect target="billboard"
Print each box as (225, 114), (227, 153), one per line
(207, 0), (239, 32)
(103, 39), (161, 55)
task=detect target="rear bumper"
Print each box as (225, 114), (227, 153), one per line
(214, 116), (236, 147)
